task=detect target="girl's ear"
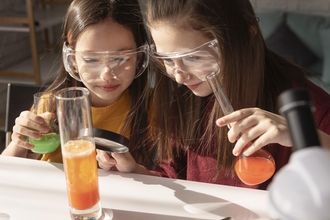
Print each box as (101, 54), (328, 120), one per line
(249, 25), (257, 39)
(67, 31), (73, 44)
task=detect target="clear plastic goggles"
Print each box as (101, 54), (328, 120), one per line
(62, 42), (149, 82)
(149, 39), (220, 81)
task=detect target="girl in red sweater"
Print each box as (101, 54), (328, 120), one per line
(97, 0), (330, 189)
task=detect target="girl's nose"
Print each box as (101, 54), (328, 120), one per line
(100, 66), (118, 80)
(172, 67), (190, 83)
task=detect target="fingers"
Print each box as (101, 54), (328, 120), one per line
(234, 123), (291, 156)
(216, 108), (256, 127)
(13, 122), (43, 140)
(15, 111), (50, 133)
(232, 126), (266, 156)
(10, 111), (49, 151)
(96, 149), (138, 173)
(110, 152), (138, 173)
(96, 150), (116, 170)
(216, 108), (293, 156)
(20, 111), (45, 124)
(39, 112), (56, 122)
(10, 132), (34, 150)
(13, 110), (50, 139)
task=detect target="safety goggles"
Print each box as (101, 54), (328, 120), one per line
(62, 42), (149, 82)
(149, 39), (220, 81)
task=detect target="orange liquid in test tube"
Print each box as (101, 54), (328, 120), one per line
(235, 157), (275, 185)
(63, 140), (100, 210)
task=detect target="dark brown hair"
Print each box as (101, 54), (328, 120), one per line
(45, 0), (156, 169)
(146, 0), (306, 172)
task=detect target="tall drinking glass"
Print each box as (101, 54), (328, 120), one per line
(56, 87), (113, 220)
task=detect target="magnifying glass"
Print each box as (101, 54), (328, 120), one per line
(94, 128), (129, 153)
(79, 128), (129, 153)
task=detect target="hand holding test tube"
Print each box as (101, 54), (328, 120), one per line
(206, 73), (275, 186)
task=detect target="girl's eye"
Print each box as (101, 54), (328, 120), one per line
(162, 58), (174, 65)
(82, 57), (99, 63)
(81, 56), (130, 65)
(115, 56), (129, 64)
(115, 57), (125, 62)
(185, 56), (198, 62)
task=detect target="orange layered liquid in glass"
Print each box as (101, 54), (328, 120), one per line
(235, 156), (275, 185)
(63, 140), (100, 210)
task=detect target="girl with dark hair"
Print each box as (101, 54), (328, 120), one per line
(3, 0), (156, 170)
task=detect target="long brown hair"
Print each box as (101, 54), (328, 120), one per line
(45, 0), (156, 169)
(146, 0), (306, 171)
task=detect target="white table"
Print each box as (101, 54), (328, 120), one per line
(0, 155), (270, 220)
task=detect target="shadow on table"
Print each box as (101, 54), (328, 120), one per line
(108, 208), (200, 220)
(112, 172), (260, 220)
(54, 165), (260, 219)
(50, 161), (65, 171)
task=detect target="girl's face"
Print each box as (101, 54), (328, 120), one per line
(74, 19), (137, 107)
(150, 25), (215, 97)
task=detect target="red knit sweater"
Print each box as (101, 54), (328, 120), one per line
(151, 80), (330, 190)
